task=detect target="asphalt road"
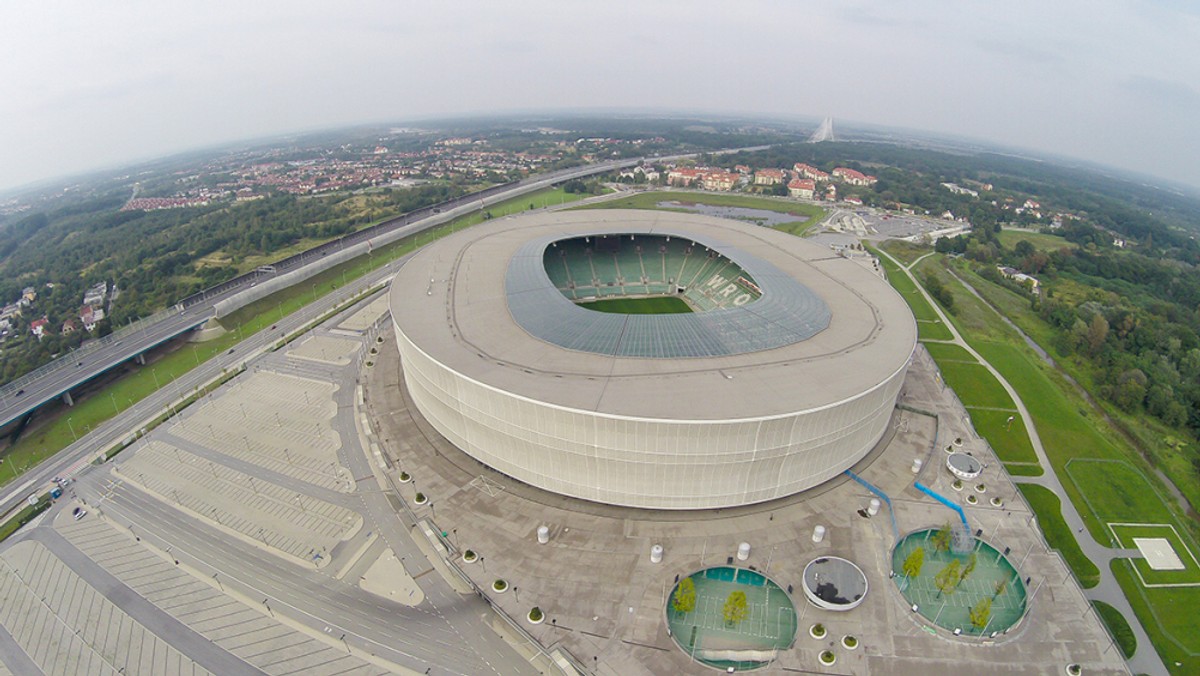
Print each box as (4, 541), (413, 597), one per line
(0, 145), (773, 431)
(0, 154), (681, 431)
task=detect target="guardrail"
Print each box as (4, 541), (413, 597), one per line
(0, 305), (179, 401)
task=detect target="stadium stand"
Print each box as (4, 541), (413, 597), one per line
(542, 235), (762, 310)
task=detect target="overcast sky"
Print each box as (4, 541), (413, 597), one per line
(2, 1), (1199, 192)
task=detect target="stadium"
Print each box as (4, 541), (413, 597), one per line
(389, 209), (916, 510)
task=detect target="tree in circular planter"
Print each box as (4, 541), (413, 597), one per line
(819, 650), (836, 665)
(365, 361), (374, 367)
(492, 579), (508, 593)
(810, 623), (826, 639)
(462, 549), (478, 563)
(528, 607), (544, 624)
(377, 337), (384, 343)
(1066, 664), (1082, 676)
(398, 471), (411, 483)
(842, 635), (858, 650)
(370, 347), (378, 355)
(954, 437), (963, 446)
(951, 479), (963, 491)
(975, 483), (987, 493)
(966, 494), (978, 505)
(991, 497), (1004, 507)
(414, 492), (428, 505)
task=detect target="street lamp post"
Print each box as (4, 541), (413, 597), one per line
(68, 417), (77, 442)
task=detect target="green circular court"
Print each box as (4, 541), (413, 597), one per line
(666, 566), (797, 671)
(892, 528), (1028, 636)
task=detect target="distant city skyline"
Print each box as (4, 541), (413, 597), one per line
(2, 1), (1198, 193)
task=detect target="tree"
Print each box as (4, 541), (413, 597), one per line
(933, 560), (962, 599)
(902, 547), (926, 579)
(1086, 314), (1109, 355)
(930, 523), (953, 553)
(992, 578), (1008, 600)
(672, 577), (696, 613)
(722, 591), (748, 626)
(969, 597), (992, 630)
(960, 552), (978, 582)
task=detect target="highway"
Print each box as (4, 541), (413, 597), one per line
(0, 157), (638, 431)
(0, 145), (769, 431)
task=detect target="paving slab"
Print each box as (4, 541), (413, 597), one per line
(55, 510), (391, 676)
(288, 336), (360, 366)
(114, 441), (362, 567)
(0, 539), (215, 676)
(169, 371), (350, 492)
(338, 295), (391, 333)
(358, 548), (424, 606)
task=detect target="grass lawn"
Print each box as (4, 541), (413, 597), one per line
(578, 296), (693, 314)
(1113, 559), (1200, 674)
(965, 407), (1038, 464)
(872, 248), (954, 340)
(924, 263), (1198, 670)
(1065, 459), (1175, 525)
(1, 185), (581, 492)
(921, 342), (975, 363)
(879, 240), (933, 266)
(951, 259), (1200, 532)
(1109, 523), (1200, 586)
(1017, 484), (1100, 588)
(1092, 600), (1137, 659)
(1006, 464), (1044, 477)
(996, 228), (1076, 252)
(934, 361), (1016, 410)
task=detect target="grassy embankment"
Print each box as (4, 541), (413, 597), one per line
(574, 190), (827, 237)
(1, 185), (590, 491)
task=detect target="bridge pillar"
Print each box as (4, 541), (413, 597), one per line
(135, 353), (146, 366)
(62, 390), (74, 407)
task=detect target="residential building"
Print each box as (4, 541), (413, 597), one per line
(998, 266), (1040, 292)
(832, 167), (877, 186)
(701, 171), (739, 191)
(787, 178), (816, 199)
(793, 163), (830, 181)
(30, 317), (49, 339)
(61, 319), (77, 334)
(754, 168), (786, 185)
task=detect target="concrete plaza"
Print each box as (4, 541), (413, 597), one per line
(364, 328), (1130, 675)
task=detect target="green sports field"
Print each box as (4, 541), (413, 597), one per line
(577, 296), (693, 314)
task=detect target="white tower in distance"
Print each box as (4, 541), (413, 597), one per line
(809, 117), (835, 143)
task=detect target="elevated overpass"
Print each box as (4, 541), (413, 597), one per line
(0, 149), (766, 430)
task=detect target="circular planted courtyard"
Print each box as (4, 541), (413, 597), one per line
(666, 567), (797, 671)
(892, 528), (1028, 636)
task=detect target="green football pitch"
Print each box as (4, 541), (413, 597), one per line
(577, 296), (693, 314)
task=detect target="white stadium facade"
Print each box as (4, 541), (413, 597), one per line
(390, 209), (916, 510)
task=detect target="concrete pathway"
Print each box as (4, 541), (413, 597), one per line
(878, 247), (1166, 676)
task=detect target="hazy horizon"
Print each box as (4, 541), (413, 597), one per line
(3, 1), (1198, 193)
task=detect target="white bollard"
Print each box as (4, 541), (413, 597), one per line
(911, 458), (923, 474)
(650, 544), (663, 564)
(812, 525), (826, 543)
(737, 542), (751, 561)
(868, 498), (881, 517)
(537, 526), (549, 544)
